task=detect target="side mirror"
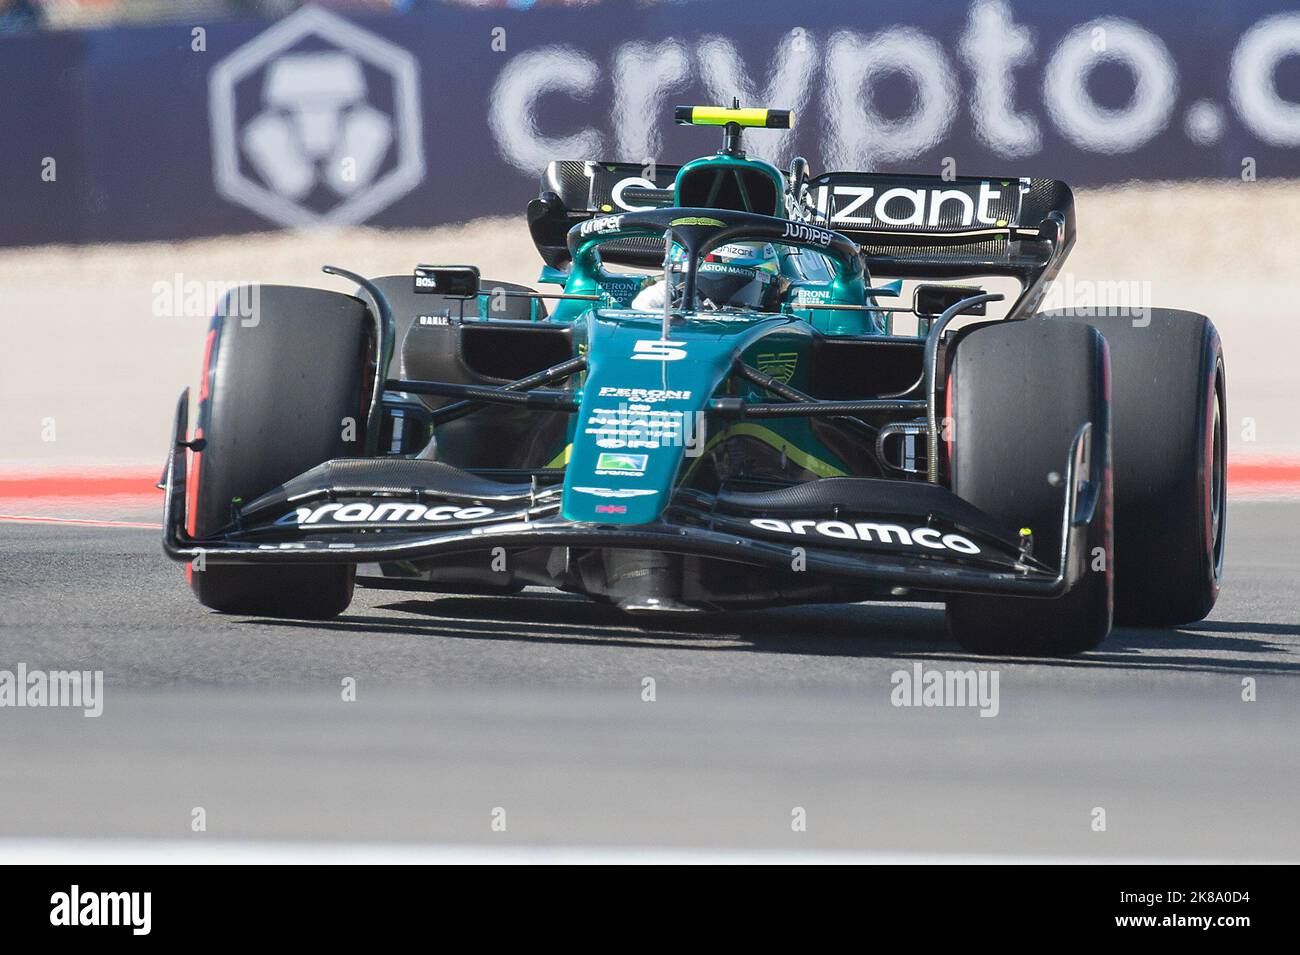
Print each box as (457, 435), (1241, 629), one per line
(914, 283), (986, 318)
(413, 264), (480, 298)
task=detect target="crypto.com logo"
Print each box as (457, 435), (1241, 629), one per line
(208, 5), (424, 226)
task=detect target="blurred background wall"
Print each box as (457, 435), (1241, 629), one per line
(1, 0), (1298, 480)
(2, 0), (1299, 243)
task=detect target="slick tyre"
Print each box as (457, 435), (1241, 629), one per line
(944, 320), (1114, 655)
(186, 286), (370, 619)
(1040, 309), (1225, 626)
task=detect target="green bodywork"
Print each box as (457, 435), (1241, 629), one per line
(559, 309), (830, 524)
(488, 152), (903, 526)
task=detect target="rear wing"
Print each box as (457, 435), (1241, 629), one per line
(528, 160), (682, 269)
(528, 162), (1076, 306)
(805, 172), (1075, 289)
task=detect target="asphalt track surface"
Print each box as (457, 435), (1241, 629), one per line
(0, 502), (1297, 861)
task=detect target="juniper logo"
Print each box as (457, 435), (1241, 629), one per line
(890, 662), (1000, 717)
(50, 886), (151, 935)
(208, 5), (425, 226)
(579, 214), (625, 235)
(0, 664), (103, 717)
(781, 221), (834, 246)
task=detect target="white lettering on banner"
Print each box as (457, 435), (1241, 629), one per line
(487, 10), (1300, 174)
(1231, 13), (1300, 147)
(1042, 17), (1178, 153)
(696, 30), (819, 163)
(824, 27), (960, 170)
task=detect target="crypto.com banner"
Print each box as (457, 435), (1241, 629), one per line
(1, 0), (1298, 245)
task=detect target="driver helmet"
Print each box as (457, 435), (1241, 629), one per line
(692, 241), (784, 311)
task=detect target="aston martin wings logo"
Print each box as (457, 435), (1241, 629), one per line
(571, 487), (658, 498)
(756, 351), (799, 384)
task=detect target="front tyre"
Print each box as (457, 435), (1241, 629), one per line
(187, 286), (370, 619)
(944, 320), (1113, 655)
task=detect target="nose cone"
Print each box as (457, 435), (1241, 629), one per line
(561, 376), (707, 525)
(561, 319), (734, 525)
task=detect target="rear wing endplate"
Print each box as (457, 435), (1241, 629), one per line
(528, 160), (682, 269)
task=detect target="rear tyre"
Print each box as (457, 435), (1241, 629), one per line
(944, 320), (1113, 655)
(1040, 309), (1225, 626)
(187, 286), (370, 618)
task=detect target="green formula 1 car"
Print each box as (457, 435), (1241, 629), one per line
(163, 104), (1226, 655)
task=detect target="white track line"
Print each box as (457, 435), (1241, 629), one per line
(0, 514), (161, 528)
(0, 838), (1269, 866)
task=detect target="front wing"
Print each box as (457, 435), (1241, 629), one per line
(162, 392), (1103, 601)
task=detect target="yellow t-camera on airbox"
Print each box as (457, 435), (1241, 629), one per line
(673, 105), (793, 129)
